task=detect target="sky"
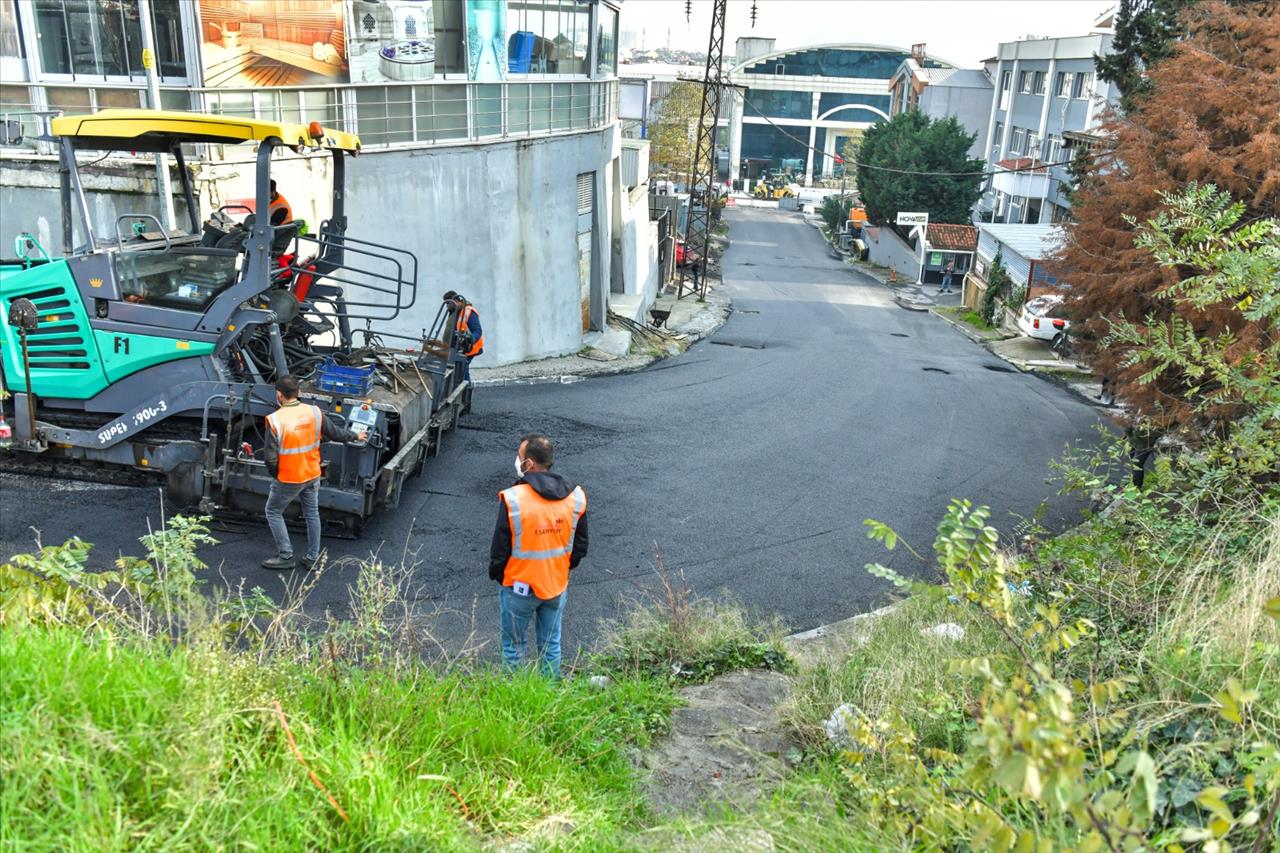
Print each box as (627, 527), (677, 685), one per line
(619, 0), (1115, 67)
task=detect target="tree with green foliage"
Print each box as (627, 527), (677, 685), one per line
(1094, 0), (1195, 113)
(818, 194), (854, 241)
(1107, 183), (1280, 498)
(854, 111), (984, 225)
(979, 251), (1014, 327)
(647, 81), (703, 180)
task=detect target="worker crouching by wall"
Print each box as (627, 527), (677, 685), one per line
(489, 433), (589, 677)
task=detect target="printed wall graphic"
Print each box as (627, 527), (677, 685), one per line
(465, 0), (506, 82)
(349, 0), (436, 82)
(199, 0), (348, 87)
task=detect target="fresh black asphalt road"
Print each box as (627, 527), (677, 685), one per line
(0, 205), (1101, 657)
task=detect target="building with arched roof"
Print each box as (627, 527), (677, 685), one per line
(726, 38), (957, 186)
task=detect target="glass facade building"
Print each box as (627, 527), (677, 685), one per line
(727, 41), (954, 185)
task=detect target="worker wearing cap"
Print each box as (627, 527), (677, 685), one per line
(489, 432), (588, 677)
(444, 290), (483, 382)
(268, 179), (292, 226)
(261, 374), (366, 571)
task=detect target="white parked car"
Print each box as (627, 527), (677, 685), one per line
(1017, 294), (1071, 343)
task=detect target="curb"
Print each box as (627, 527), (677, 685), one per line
(472, 289), (733, 389)
(926, 309), (1116, 411)
(1028, 368), (1116, 411)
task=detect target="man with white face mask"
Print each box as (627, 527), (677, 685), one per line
(489, 433), (589, 677)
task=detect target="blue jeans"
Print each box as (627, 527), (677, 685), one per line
(940, 274), (954, 292)
(265, 478), (321, 561)
(499, 585), (566, 677)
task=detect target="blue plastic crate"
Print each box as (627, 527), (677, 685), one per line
(508, 30), (534, 73)
(316, 358), (375, 396)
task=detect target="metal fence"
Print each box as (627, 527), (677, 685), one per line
(0, 79), (617, 153)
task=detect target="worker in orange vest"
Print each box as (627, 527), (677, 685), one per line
(268, 179), (293, 226)
(489, 432), (588, 677)
(444, 290), (483, 383)
(261, 374), (366, 571)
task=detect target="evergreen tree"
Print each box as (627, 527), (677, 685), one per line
(853, 111), (984, 225)
(1094, 0), (1195, 113)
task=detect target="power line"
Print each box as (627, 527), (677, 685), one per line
(737, 91), (1104, 179)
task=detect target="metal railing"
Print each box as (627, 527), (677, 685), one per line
(1, 79), (618, 154)
(200, 79), (619, 149)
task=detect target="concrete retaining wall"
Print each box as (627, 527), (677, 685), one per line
(865, 224), (922, 281)
(3, 127), (620, 366)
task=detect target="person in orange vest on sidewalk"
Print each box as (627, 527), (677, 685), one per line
(444, 290), (483, 383)
(261, 374), (366, 571)
(489, 433), (589, 677)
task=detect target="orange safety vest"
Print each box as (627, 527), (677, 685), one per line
(500, 482), (586, 599)
(456, 304), (484, 357)
(266, 402), (322, 484)
(268, 194), (293, 224)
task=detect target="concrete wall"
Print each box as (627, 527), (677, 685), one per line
(613, 183), (658, 304)
(1, 156), (191, 254)
(343, 128), (617, 365)
(865, 224), (923, 280)
(2, 128), (619, 367)
(921, 84), (993, 160)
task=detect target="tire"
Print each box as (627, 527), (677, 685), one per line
(1051, 332), (1070, 357)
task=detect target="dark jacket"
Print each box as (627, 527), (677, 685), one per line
(488, 470), (589, 582)
(264, 401), (360, 479)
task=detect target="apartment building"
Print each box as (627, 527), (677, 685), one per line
(978, 32), (1119, 225)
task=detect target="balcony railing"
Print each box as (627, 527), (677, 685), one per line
(0, 79), (619, 154)
(201, 79), (619, 149)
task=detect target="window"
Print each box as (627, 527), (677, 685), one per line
(1033, 71), (1046, 95)
(746, 47), (926, 79)
(507, 0), (587, 74)
(115, 249), (241, 313)
(1045, 134), (1062, 165)
(1073, 71), (1094, 99)
(992, 121), (1003, 152)
(1, 0), (24, 62)
(1055, 71), (1072, 97)
(1026, 130), (1040, 158)
(594, 4), (617, 76)
(1000, 69), (1010, 91)
(1019, 70), (1033, 94)
(1009, 127), (1025, 155)
(433, 0), (466, 74)
(33, 0), (187, 81)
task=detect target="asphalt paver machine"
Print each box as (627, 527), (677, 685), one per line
(0, 110), (471, 534)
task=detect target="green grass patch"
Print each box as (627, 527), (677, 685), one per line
(936, 305), (993, 331)
(0, 620), (675, 851)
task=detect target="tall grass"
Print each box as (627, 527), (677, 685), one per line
(0, 620), (675, 851)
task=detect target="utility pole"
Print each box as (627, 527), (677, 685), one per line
(678, 0), (727, 300)
(137, 0), (177, 231)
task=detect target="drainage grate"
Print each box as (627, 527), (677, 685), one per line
(890, 332), (909, 338)
(983, 364), (1016, 373)
(922, 367), (951, 374)
(736, 309), (760, 314)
